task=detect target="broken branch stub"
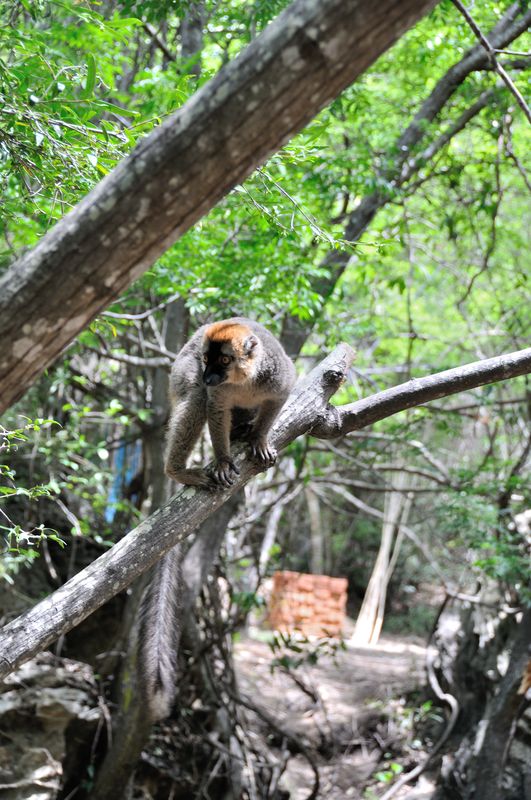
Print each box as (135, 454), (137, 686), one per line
(310, 347), (531, 438)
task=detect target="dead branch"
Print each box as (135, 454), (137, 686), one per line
(310, 347), (531, 437)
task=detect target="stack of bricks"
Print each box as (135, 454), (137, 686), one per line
(267, 570), (348, 637)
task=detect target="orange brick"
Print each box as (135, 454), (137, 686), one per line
(268, 571), (348, 636)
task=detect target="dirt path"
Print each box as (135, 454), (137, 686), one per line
(235, 634), (434, 799)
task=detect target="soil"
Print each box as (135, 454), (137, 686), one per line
(234, 631), (434, 799)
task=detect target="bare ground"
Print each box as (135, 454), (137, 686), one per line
(234, 632), (435, 799)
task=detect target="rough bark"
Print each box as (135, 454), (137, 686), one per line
(180, 1), (205, 77)
(433, 607), (531, 800)
(0, 0), (438, 414)
(1, 344), (531, 680)
(470, 607), (531, 800)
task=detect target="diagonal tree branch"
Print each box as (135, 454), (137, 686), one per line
(1, 344), (530, 680)
(452, 0), (531, 124)
(311, 347), (531, 437)
(400, 87), (497, 185)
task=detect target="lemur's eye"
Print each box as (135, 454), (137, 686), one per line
(220, 355), (230, 365)
(202, 355), (208, 364)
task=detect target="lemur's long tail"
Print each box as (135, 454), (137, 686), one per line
(138, 544), (184, 722)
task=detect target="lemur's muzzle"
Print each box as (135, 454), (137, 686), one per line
(203, 370), (224, 387)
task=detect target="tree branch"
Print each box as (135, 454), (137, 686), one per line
(142, 22), (176, 63)
(1, 344), (531, 679)
(0, 345), (353, 679)
(452, 0), (531, 124)
(400, 87), (496, 184)
(310, 347), (531, 437)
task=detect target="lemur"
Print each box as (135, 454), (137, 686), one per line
(139, 318), (296, 720)
(165, 317), (296, 488)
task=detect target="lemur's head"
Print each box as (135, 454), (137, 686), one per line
(202, 321), (259, 387)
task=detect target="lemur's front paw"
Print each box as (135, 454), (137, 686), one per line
(207, 458), (241, 488)
(249, 439), (277, 468)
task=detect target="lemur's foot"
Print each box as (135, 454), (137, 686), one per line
(249, 439), (277, 468)
(207, 457), (240, 488)
(165, 466), (213, 489)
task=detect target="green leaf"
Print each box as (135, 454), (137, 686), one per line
(82, 54), (96, 99)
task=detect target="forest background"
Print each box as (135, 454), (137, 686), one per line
(0, 1), (530, 799)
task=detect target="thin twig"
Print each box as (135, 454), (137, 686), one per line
(494, 49), (531, 57)
(102, 290), (184, 320)
(452, 0), (531, 124)
(230, 689), (320, 800)
(142, 22), (176, 63)
(457, 117), (504, 307)
(503, 110), (531, 191)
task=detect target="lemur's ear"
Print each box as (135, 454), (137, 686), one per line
(243, 335), (259, 354)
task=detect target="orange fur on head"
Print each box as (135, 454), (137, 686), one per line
(205, 322), (251, 356)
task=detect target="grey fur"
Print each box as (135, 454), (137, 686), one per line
(165, 317), (296, 488)
(138, 545), (184, 721)
(138, 320), (295, 722)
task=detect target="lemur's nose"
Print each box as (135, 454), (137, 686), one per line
(204, 372), (222, 387)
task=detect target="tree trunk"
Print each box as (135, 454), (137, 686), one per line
(90, 300), (192, 798)
(306, 487), (324, 575)
(470, 608), (531, 800)
(352, 472), (409, 645)
(434, 605), (531, 800)
(142, 299), (187, 515)
(180, 1), (205, 76)
(89, 494), (243, 800)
